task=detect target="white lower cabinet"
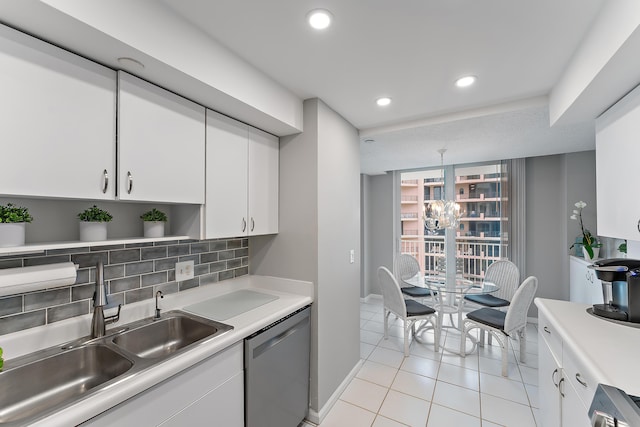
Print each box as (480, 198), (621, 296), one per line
(538, 313), (594, 426)
(83, 342), (243, 427)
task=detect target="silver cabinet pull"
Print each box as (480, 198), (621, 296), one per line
(250, 217), (255, 232)
(127, 171), (133, 194)
(102, 169), (109, 194)
(552, 368), (559, 387)
(241, 218), (246, 232)
(559, 377), (565, 397)
(544, 326), (550, 334)
(575, 373), (587, 387)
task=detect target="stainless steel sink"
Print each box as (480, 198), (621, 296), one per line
(0, 310), (232, 426)
(112, 312), (231, 358)
(0, 345), (133, 424)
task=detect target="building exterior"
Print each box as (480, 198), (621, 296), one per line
(400, 164), (507, 282)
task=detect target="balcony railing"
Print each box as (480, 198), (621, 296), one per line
(400, 237), (506, 283)
(401, 212), (419, 219)
(401, 195), (418, 202)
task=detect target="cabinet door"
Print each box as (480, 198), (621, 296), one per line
(539, 337), (562, 427)
(561, 375), (591, 427)
(596, 84), (640, 240)
(118, 72), (205, 204)
(0, 24), (116, 200)
(205, 110), (249, 239)
(160, 372), (243, 427)
(248, 127), (279, 236)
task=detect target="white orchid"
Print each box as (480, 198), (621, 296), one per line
(569, 200), (600, 258)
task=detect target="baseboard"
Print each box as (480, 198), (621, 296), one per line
(305, 359), (364, 425)
(361, 293), (382, 303)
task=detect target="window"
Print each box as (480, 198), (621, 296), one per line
(399, 162), (508, 282)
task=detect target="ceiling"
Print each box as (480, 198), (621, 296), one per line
(162, 0), (605, 174)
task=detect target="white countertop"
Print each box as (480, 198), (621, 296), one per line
(535, 298), (640, 396)
(0, 275), (313, 427)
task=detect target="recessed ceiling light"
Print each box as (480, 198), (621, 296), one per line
(455, 75), (477, 88)
(307, 9), (333, 30)
(376, 97), (392, 106)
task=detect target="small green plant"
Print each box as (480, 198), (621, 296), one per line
(569, 201), (601, 258)
(0, 346), (4, 371)
(0, 203), (33, 223)
(140, 208), (168, 222)
(619, 241), (628, 254)
(78, 205), (113, 222)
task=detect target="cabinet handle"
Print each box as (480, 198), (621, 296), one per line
(637, 219), (640, 233)
(559, 377), (565, 397)
(575, 373), (587, 387)
(102, 169), (109, 194)
(250, 217), (255, 232)
(241, 218), (246, 232)
(552, 368), (559, 387)
(127, 171), (133, 194)
(544, 326), (551, 334)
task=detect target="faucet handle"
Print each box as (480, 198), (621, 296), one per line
(104, 304), (121, 325)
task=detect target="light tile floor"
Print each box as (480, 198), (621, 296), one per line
(303, 298), (539, 427)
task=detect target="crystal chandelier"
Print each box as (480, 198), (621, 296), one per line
(423, 149), (462, 231)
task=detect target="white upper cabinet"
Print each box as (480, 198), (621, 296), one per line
(205, 110), (249, 238)
(205, 110), (278, 239)
(248, 127), (279, 236)
(596, 83), (640, 240)
(0, 24), (116, 200)
(118, 72), (205, 204)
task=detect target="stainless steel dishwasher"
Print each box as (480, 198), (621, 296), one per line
(244, 305), (311, 427)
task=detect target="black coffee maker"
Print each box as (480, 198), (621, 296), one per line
(589, 258), (640, 322)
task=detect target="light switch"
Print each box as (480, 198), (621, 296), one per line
(350, 249), (355, 264)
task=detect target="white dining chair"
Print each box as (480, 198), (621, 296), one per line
(378, 266), (440, 356)
(460, 276), (538, 376)
(393, 254), (437, 302)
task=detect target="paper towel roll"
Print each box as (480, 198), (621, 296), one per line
(0, 262), (78, 297)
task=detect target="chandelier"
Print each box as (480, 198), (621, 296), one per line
(423, 149), (462, 231)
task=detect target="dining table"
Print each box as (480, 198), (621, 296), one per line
(402, 274), (500, 354)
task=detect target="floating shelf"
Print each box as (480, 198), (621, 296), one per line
(0, 235), (191, 256)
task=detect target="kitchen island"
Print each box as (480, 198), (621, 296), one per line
(0, 275), (313, 426)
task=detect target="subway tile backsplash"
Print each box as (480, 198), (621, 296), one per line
(0, 238), (249, 335)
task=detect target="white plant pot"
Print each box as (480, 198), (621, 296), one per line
(582, 246), (600, 261)
(0, 222), (26, 247)
(79, 221), (108, 242)
(143, 221), (165, 238)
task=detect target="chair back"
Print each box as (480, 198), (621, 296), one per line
(377, 266), (407, 318)
(504, 276), (538, 335)
(485, 260), (520, 301)
(393, 254), (420, 286)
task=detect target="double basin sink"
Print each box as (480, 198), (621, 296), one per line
(0, 310), (233, 426)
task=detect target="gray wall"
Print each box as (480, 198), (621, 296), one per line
(250, 98), (360, 417)
(361, 173), (395, 296)
(525, 151), (596, 315)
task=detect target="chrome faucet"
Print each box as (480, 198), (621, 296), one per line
(91, 261), (121, 338)
(154, 290), (164, 320)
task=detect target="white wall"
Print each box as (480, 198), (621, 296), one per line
(250, 98), (360, 420)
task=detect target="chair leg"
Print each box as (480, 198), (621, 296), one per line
(403, 320), (410, 357)
(488, 332), (493, 346)
(460, 321), (468, 356)
(383, 309), (389, 339)
(501, 334), (509, 377)
(433, 315), (440, 353)
(479, 329), (485, 346)
(519, 328), (527, 364)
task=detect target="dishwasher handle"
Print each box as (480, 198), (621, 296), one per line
(250, 315), (309, 359)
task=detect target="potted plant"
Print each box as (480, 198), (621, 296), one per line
(569, 201), (602, 260)
(140, 208), (167, 238)
(78, 205), (113, 241)
(0, 202), (33, 247)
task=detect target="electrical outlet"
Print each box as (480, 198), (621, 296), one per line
(350, 249), (355, 264)
(176, 260), (194, 281)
